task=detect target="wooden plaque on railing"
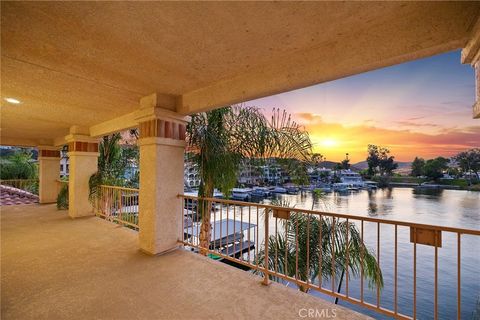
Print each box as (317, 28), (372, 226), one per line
(273, 209), (290, 220)
(410, 227), (442, 247)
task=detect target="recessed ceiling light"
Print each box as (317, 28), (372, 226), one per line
(4, 97), (21, 104)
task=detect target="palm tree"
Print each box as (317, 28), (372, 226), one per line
(88, 132), (139, 202)
(187, 106), (312, 253)
(0, 150), (38, 180)
(256, 192), (383, 296)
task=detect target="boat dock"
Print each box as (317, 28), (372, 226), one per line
(184, 219), (257, 259)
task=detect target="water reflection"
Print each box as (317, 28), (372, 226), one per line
(384, 187), (393, 199)
(412, 188), (444, 197)
(270, 188), (480, 319)
(367, 190), (378, 216)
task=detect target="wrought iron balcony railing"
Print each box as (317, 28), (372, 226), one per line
(94, 185), (139, 230)
(177, 194), (480, 320)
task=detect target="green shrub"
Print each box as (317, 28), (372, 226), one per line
(0, 151), (38, 180)
(56, 184), (69, 210)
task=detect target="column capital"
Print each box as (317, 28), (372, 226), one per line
(65, 134), (99, 155)
(136, 107), (188, 143)
(37, 145), (61, 159)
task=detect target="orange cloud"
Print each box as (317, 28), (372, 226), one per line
(295, 113), (480, 162)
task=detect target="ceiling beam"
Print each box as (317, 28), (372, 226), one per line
(89, 111), (138, 138)
(0, 136), (53, 147)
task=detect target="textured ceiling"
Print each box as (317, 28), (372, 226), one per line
(1, 2), (479, 145)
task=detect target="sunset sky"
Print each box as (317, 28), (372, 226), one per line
(247, 50), (479, 163)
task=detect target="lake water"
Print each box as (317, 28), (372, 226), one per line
(271, 188), (480, 319)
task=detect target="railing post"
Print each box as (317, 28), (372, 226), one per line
(262, 208), (269, 286)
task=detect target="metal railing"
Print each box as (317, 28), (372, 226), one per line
(0, 179), (39, 194)
(178, 194), (480, 320)
(94, 185), (139, 230)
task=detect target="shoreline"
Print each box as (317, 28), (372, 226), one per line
(387, 182), (479, 191)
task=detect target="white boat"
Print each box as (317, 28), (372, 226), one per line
(184, 189), (224, 199)
(183, 190), (223, 211)
(339, 170), (365, 188)
(231, 188), (252, 201)
(251, 187), (271, 198)
(333, 183), (349, 192)
(284, 185), (299, 194)
(270, 186), (287, 194)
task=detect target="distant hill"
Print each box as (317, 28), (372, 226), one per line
(317, 161), (341, 169)
(351, 161), (412, 173)
(351, 161), (369, 170)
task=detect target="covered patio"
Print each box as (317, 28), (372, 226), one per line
(1, 204), (368, 320)
(2, 2), (480, 319)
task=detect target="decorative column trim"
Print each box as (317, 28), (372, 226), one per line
(38, 146), (61, 159)
(64, 134), (100, 155)
(139, 119), (186, 140)
(39, 149), (61, 158)
(135, 106), (189, 142)
(68, 141), (99, 153)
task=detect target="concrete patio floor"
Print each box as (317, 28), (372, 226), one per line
(1, 204), (371, 320)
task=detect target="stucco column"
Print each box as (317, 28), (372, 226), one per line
(136, 107), (187, 255)
(461, 20), (480, 119)
(38, 146), (61, 204)
(65, 134), (99, 218)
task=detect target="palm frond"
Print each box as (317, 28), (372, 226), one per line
(256, 211), (383, 291)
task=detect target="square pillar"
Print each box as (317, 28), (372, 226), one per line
(136, 108), (187, 255)
(38, 147), (61, 204)
(461, 20), (480, 119)
(473, 61), (480, 119)
(65, 135), (99, 218)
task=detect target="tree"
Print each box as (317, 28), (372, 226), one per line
(379, 156), (398, 176)
(454, 148), (480, 184)
(187, 106), (312, 253)
(423, 157), (449, 181)
(0, 150), (38, 180)
(358, 169), (370, 179)
(340, 153), (350, 170)
(0, 150), (39, 194)
(256, 193), (383, 295)
(56, 183), (69, 210)
(367, 145), (380, 176)
(309, 153), (325, 184)
(89, 132), (139, 202)
(367, 144), (397, 176)
(410, 157), (425, 177)
(311, 153), (325, 166)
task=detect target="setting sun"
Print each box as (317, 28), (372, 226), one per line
(321, 138), (338, 148)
